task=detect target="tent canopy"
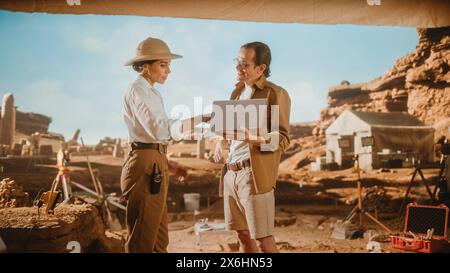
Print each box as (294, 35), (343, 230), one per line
(325, 110), (435, 163)
(349, 110), (432, 128)
(1, 0), (449, 28)
(326, 110), (435, 135)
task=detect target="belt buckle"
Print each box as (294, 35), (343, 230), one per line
(228, 162), (238, 171)
(243, 160), (250, 169)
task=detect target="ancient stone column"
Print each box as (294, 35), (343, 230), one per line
(0, 106), (2, 146)
(0, 93), (16, 147)
(71, 129), (80, 143)
(30, 132), (41, 155)
(113, 138), (123, 158)
(196, 139), (205, 159)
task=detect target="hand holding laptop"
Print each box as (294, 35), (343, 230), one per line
(180, 113), (212, 133)
(210, 98), (268, 140)
(241, 127), (270, 145)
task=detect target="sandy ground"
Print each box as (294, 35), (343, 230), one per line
(0, 142), (447, 253)
(167, 204), (401, 253)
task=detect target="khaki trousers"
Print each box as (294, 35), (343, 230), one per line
(120, 149), (169, 253)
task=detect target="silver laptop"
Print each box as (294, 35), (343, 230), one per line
(210, 99), (268, 139)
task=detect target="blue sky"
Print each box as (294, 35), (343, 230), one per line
(0, 11), (418, 144)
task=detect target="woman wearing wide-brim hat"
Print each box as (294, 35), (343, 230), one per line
(121, 37), (208, 252)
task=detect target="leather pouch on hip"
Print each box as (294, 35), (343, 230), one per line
(148, 163), (163, 194)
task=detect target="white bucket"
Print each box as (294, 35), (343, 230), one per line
(183, 193), (200, 211)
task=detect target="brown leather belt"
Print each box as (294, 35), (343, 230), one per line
(131, 142), (167, 153)
(226, 158), (251, 171)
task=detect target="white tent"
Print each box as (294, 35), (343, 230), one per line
(1, 0), (449, 28)
(325, 110), (435, 170)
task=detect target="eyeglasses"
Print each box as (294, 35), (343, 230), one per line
(234, 58), (254, 70)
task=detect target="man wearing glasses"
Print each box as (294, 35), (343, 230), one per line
(214, 42), (291, 252)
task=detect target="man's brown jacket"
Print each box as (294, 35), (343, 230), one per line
(219, 75), (291, 196)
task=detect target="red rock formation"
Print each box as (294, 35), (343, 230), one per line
(15, 111), (52, 135)
(313, 27), (450, 141)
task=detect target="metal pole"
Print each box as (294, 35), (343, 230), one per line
(355, 155), (363, 226)
(80, 137), (102, 197)
(71, 180), (126, 211)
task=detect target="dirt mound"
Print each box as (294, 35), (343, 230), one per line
(0, 203), (124, 252)
(280, 136), (325, 172)
(280, 147), (324, 172)
(0, 178), (30, 208)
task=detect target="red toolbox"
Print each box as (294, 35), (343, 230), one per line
(391, 202), (450, 253)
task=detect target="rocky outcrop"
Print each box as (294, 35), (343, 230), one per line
(328, 82), (365, 99)
(313, 27), (450, 141)
(290, 121), (317, 139)
(15, 110), (52, 135)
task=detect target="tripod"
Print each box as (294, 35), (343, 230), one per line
(432, 153), (449, 200)
(35, 165), (73, 216)
(52, 166), (73, 202)
(343, 154), (393, 234)
(34, 146), (74, 216)
(398, 158), (437, 216)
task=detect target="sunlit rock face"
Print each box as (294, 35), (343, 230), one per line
(313, 27), (450, 141)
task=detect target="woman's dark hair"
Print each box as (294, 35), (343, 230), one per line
(241, 42), (272, 77)
(132, 60), (157, 73)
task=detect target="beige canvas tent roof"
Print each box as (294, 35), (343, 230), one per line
(1, 0), (449, 28)
(349, 110), (433, 128)
(325, 110), (435, 167)
(326, 110), (435, 134)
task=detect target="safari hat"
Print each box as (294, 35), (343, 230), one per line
(125, 37), (182, 66)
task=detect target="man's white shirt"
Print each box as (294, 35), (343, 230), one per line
(227, 84), (253, 163)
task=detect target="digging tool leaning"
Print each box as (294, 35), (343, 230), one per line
(80, 137), (103, 198)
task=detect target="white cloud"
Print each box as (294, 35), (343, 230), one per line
(80, 36), (111, 52)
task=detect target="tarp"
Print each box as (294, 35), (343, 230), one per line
(350, 110), (432, 128)
(325, 110), (436, 167)
(1, 0), (449, 28)
(371, 126), (435, 162)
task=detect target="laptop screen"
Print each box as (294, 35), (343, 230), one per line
(210, 98), (268, 139)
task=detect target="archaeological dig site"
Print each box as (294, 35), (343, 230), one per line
(0, 0), (449, 255)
